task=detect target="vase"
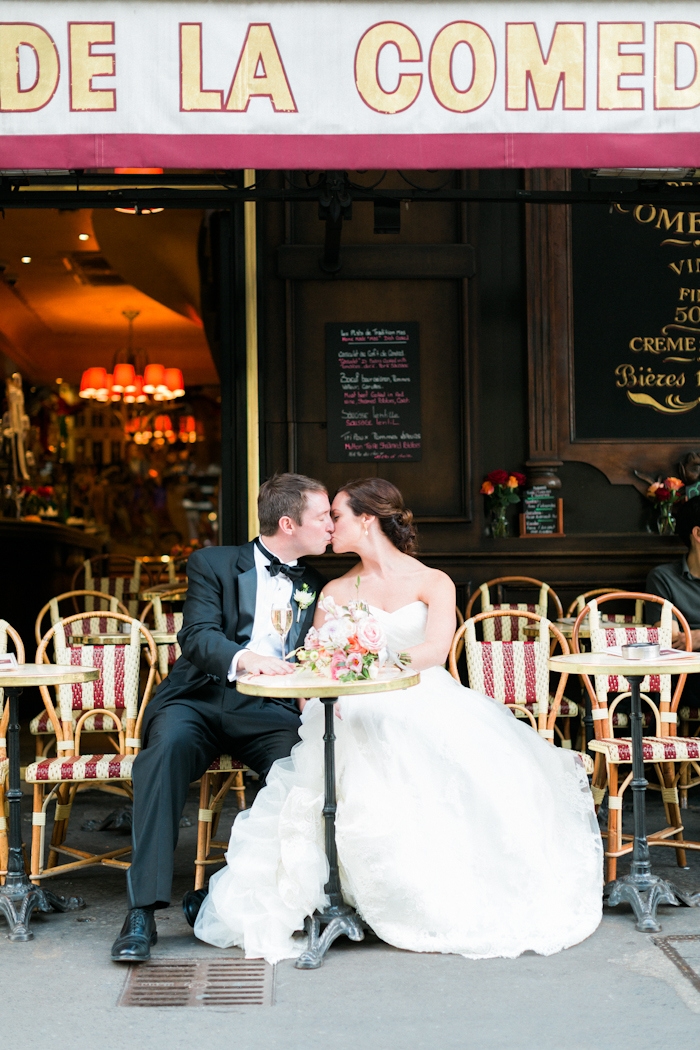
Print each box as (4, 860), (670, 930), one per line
(490, 505), (509, 538)
(657, 504), (676, 536)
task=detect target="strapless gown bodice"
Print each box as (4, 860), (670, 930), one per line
(195, 602), (603, 962)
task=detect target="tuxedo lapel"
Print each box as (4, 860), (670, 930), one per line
(235, 542), (257, 645)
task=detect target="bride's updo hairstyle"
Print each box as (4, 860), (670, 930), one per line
(337, 478), (418, 555)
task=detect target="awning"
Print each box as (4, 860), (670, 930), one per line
(1, 2), (699, 169)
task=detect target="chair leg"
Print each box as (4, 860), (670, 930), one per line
(195, 774), (211, 891)
(46, 784), (73, 870)
(0, 782), (7, 885)
(679, 760), (690, 810)
(233, 770), (247, 810)
(31, 784), (45, 883)
(606, 764), (619, 884)
(660, 763), (687, 869)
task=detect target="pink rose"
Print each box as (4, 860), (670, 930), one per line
(356, 617), (386, 654)
(330, 650), (347, 680)
(304, 626), (320, 650)
(345, 651), (364, 676)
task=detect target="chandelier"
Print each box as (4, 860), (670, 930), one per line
(79, 310), (184, 404)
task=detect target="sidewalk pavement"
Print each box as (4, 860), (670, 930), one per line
(2, 781), (700, 1050)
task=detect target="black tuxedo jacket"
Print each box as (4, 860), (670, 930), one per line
(145, 541), (326, 717)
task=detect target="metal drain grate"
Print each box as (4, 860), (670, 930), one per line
(654, 935), (700, 993)
(118, 959), (274, 1007)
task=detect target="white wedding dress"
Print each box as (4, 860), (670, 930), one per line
(195, 602), (603, 962)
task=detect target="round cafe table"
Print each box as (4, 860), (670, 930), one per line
(66, 633), (178, 646)
(549, 650), (700, 932)
(523, 617), (654, 641)
(140, 583), (188, 602)
(0, 664), (99, 941)
(237, 667), (420, 968)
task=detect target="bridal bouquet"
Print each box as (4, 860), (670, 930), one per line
(293, 593), (409, 683)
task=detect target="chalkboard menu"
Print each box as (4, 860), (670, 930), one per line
(325, 323), (421, 462)
(572, 173), (700, 439)
(519, 487), (565, 537)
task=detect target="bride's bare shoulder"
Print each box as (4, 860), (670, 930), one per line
(320, 566), (362, 601)
(415, 563), (455, 600)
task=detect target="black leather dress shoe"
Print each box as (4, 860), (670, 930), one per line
(182, 889), (207, 928)
(111, 907), (157, 962)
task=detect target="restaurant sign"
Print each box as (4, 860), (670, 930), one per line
(1, 2), (700, 168)
(573, 183), (700, 440)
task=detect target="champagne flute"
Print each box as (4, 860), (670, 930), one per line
(271, 602), (294, 661)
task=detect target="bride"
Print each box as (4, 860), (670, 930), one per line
(195, 478), (603, 961)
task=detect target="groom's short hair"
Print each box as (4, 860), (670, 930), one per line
(258, 473), (327, 535)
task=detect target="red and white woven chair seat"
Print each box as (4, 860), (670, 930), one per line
(25, 753), (135, 783)
(514, 696), (579, 718)
(207, 755), (246, 772)
(481, 604), (542, 642)
(588, 600), (673, 704)
(83, 561), (142, 617)
(155, 609), (183, 676)
(62, 615), (121, 640)
(53, 624), (140, 721)
(589, 736), (700, 763)
(30, 709), (127, 735)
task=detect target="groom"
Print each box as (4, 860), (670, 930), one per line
(111, 473), (331, 962)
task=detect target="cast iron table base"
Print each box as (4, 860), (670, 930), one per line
(0, 686), (83, 941)
(603, 674), (700, 932)
(295, 696), (365, 968)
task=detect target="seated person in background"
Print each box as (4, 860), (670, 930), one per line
(645, 495), (700, 655)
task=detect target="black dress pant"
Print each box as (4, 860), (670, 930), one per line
(127, 691), (301, 909)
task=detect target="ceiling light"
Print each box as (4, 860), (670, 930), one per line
(55, 378), (63, 384)
(78, 233), (90, 241)
(21, 256), (31, 263)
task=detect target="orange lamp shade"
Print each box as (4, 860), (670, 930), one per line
(142, 363), (165, 394)
(112, 362), (135, 393)
(153, 414), (172, 437)
(79, 367), (106, 398)
(179, 415), (196, 434)
(163, 368), (185, 398)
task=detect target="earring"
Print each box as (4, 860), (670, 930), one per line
(364, 525), (369, 537)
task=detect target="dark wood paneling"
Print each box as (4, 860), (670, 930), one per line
(277, 244), (475, 280)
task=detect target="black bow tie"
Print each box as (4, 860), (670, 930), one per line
(256, 539), (306, 583)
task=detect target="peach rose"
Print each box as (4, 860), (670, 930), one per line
(665, 477), (684, 491)
(480, 481), (495, 496)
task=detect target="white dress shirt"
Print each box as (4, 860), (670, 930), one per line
(227, 539), (297, 681)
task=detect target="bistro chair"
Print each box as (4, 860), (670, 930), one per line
(194, 757), (248, 889)
(465, 576), (563, 642)
(71, 555), (150, 618)
(0, 620), (25, 884)
(566, 588), (645, 623)
(573, 593), (697, 882)
(24, 613), (157, 884)
(448, 609), (590, 769)
(31, 591), (130, 761)
(140, 586), (185, 680)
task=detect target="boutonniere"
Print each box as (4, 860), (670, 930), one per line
(293, 582), (316, 621)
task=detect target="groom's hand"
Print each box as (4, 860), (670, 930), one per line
(237, 651), (295, 676)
